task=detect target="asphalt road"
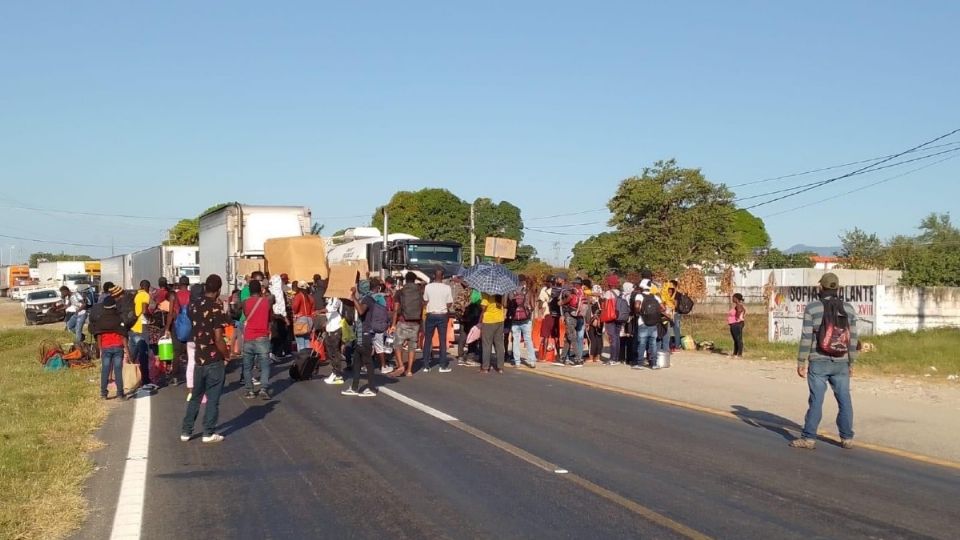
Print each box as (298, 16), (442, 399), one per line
(77, 360), (960, 540)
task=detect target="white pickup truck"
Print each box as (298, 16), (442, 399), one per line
(22, 289), (66, 326)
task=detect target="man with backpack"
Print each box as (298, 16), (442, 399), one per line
(392, 272), (423, 377)
(559, 278), (586, 367)
(422, 267), (454, 373)
(791, 273), (859, 450)
(168, 276), (193, 387)
(634, 284), (664, 369)
(342, 278), (388, 397)
(508, 275), (537, 368)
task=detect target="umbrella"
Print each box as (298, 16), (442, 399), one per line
(459, 263), (520, 295)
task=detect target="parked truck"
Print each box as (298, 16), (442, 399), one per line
(1, 265), (32, 297)
(37, 261), (93, 292)
(199, 204), (311, 295)
(327, 227), (463, 283)
(124, 245), (200, 289)
(100, 254), (132, 291)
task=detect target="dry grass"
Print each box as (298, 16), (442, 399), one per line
(0, 328), (106, 540)
(682, 306), (960, 378)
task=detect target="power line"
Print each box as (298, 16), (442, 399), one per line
(733, 146), (960, 203)
(0, 203), (182, 221)
(762, 153), (960, 219)
(727, 141), (960, 188)
(526, 208), (608, 221)
(742, 127), (960, 210)
(0, 232), (148, 250)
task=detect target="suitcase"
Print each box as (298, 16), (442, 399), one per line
(289, 349), (319, 381)
(656, 350), (671, 369)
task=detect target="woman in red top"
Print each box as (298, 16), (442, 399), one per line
(291, 282), (315, 352)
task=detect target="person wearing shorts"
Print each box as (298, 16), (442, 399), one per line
(393, 321), (418, 377)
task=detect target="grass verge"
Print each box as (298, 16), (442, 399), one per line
(682, 308), (960, 378)
(0, 329), (106, 540)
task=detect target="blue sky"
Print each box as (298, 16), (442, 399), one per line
(1, 1), (958, 265)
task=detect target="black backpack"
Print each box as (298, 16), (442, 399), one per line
(366, 299), (391, 333)
(118, 291), (138, 330)
(399, 285), (424, 322)
(817, 296), (851, 358)
(675, 292), (695, 315)
(639, 294), (661, 326)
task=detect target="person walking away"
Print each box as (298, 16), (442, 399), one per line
(586, 283), (603, 362)
(620, 280), (637, 365)
(508, 275), (538, 368)
(600, 275), (622, 365)
(790, 273), (859, 450)
(392, 272), (423, 377)
(457, 289), (483, 366)
(89, 295), (131, 400)
(322, 296), (345, 385)
(291, 282), (315, 353)
(559, 278), (585, 366)
(127, 280), (157, 391)
(241, 279), (273, 400)
(634, 284), (663, 369)
(728, 293), (746, 357)
(662, 279), (682, 351)
(180, 274), (231, 443)
(169, 276), (192, 386)
(538, 276), (560, 358)
(480, 293), (507, 373)
(422, 268), (454, 373)
(342, 279), (387, 397)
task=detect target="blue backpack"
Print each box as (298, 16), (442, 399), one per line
(174, 304), (192, 342)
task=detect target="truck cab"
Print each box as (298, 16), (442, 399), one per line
(375, 240), (463, 281)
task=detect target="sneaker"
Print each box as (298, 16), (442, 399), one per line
(180, 434), (191, 442)
(201, 434), (224, 444)
(185, 392), (191, 402)
(457, 359), (466, 366)
(651, 365), (661, 370)
(260, 389), (271, 401)
(358, 388), (377, 397)
(571, 363), (584, 368)
(324, 374), (344, 385)
(789, 438), (817, 450)
(439, 366), (452, 373)
(170, 377), (181, 387)
(465, 360), (480, 367)
(252, 377), (261, 386)
(841, 439), (854, 450)
(631, 364), (645, 370)
(341, 388), (359, 396)
(244, 391), (258, 399)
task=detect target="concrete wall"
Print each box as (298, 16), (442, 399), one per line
(875, 286), (960, 334)
(702, 268), (901, 305)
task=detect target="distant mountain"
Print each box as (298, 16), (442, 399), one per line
(783, 244), (841, 256)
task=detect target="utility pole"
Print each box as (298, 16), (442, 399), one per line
(381, 207), (389, 279)
(469, 202), (476, 266)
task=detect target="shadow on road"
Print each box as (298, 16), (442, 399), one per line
(220, 400), (280, 436)
(730, 405), (801, 442)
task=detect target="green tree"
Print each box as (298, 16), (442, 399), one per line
(753, 248), (816, 269)
(29, 252), (94, 267)
(569, 232), (622, 277)
(572, 159), (740, 276)
(164, 203), (232, 246)
(731, 209), (771, 258)
(310, 222), (325, 235)
(837, 227), (885, 269)
(897, 213), (960, 286)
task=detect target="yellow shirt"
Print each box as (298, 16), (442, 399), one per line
(132, 290), (150, 333)
(480, 294), (506, 324)
(662, 283), (677, 310)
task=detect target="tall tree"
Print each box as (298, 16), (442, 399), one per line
(572, 159), (740, 276)
(731, 209), (771, 258)
(164, 203), (232, 246)
(837, 227), (884, 269)
(29, 252), (94, 267)
(897, 213), (960, 286)
(753, 248), (816, 269)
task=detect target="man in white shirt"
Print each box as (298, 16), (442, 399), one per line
(422, 267), (454, 373)
(322, 297), (345, 385)
(61, 286), (88, 343)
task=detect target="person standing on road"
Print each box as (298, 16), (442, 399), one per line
(601, 275), (622, 365)
(90, 295), (131, 400)
(728, 293), (746, 357)
(559, 278), (585, 366)
(508, 275), (538, 368)
(169, 276), (192, 387)
(586, 282), (603, 362)
(790, 273), (859, 450)
(180, 274), (231, 444)
(422, 268), (454, 373)
(128, 280), (157, 391)
(292, 282), (315, 353)
(342, 279), (386, 397)
(662, 279), (682, 351)
(634, 284), (663, 369)
(480, 293), (507, 373)
(392, 272), (423, 377)
(241, 279), (273, 400)
(322, 296), (345, 385)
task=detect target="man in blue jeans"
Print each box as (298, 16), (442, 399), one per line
(422, 267), (453, 373)
(633, 285), (661, 369)
(241, 279), (272, 400)
(791, 273), (859, 450)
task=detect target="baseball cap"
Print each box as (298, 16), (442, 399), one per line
(819, 273), (840, 289)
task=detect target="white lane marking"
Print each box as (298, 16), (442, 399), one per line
(379, 387), (459, 422)
(109, 392), (151, 540)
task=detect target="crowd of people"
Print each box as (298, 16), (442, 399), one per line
(72, 263), (858, 451)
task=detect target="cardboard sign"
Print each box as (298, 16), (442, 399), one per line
(264, 236), (329, 283)
(484, 237), (517, 260)
(235, 258), (265, 280)
(325, 261), (369, 300)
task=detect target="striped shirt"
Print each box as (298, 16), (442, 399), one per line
(797, 298), (859, 367)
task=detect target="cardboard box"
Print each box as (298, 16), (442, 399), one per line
(484, 237), (517, 260)
(264, 236), (329, 284)
(325, 260), (369, 300)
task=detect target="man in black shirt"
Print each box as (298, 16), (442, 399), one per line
(180, 274), (231, 444)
